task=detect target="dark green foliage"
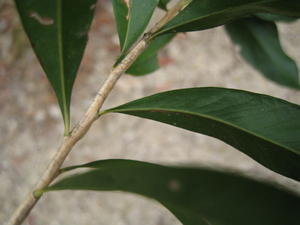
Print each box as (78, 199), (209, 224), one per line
(106, 87), (300, 181)
(14, 1), (300, 224)
(15, 0), (97, 133)
(112, 0), (159, 55)
(256, 13), (298, 22)
(127, 34), (175, 75)
(225, 17), (299, 89)
(156, 0), (300, 35)
(46, 159), (300, 225)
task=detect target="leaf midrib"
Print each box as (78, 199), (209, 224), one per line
(110, 107), (299, 155)
(56, 0), (69, 132)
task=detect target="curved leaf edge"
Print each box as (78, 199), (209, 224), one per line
(99, 87), (300, 181)
(46, 159), (300, 197)
(42, 158), (300, 225)
(154, 1), (300, 36)
(101, 87), (300, 157)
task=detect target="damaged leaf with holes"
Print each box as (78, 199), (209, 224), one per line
(15, 0), (97, 134)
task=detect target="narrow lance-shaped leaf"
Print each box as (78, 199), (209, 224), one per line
(112, 0), (159, 56)
(45, 159), (300, 225)
(104, 88), (300, 181)
(155, 0), (300, 35)
(225, 17), (299, 89)
(15, 0), (97, 134)
(127, 33), (175, 76)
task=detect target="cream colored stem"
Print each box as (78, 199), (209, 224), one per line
(7, 38), (149, 225)
(6, 1), (189, 224)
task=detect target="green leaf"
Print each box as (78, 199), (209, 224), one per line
(112, 0), (159, 55)
(225, 17), (299, 89)
(158, 0), (171, 10)
(155, 0), (300, 35)
(104, 88), (300, 181)
(127, 33), (175, 76)
(45, 159), (300, 225)
(256, 13), (298, 23)
(15, 0), (97, 134)
(127, 55), (159, 76)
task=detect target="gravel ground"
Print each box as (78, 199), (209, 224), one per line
(1, 1), (300, 225)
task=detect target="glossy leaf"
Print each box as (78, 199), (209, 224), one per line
(155, 0), (300, 35)
(104, 88), (300, 181)
(158, 0), (171, 10)
(127, 33), (174, 76)
(112, 0), (159, 55)
(15, 0), (97, 133)
(45, 159), (300, 225)
(225, 17), (299, 89)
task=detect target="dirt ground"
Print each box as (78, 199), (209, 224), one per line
(1, 1), (300, 225)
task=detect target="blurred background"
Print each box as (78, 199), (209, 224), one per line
(1, 0), (300, 224)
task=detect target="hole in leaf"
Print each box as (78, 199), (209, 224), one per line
(123, 0), (130, 20)
(168, 179), (181, 192)
(29, 12), (54, 25)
